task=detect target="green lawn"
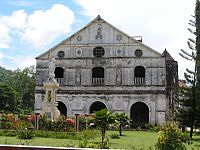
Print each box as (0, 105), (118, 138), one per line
(0, 131), (200, 149)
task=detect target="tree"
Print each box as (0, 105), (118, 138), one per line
(177, 0), (200, 138)
(0, 84), (20, 112)
(93, 108), (115, 143)
(114, 112), (129, 136)
(5, 66), (36, 110)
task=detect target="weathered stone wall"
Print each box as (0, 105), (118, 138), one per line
(35, 16), (168, 125)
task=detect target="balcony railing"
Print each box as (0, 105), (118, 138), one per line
(92, 78), (104, 85)
(55, 78), (64, 85)
(134, 77), (145, 85)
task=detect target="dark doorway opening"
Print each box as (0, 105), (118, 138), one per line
(90, 101), (107, 114)
(130, 102), (149, 128)
(57, 101), (67, 117)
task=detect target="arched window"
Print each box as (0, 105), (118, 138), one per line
(134, 66), (145, 85)
(92, 67), (104, 85)
(93, 47), (105, 58)
(54, 67), (64, 85)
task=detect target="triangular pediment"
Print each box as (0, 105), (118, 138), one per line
(37, 15), (161, 59)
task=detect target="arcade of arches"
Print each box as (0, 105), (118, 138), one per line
(56, 100), (150, 128)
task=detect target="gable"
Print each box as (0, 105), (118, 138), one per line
(36, 15), (161, 59)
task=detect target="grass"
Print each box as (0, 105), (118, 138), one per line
(107, 131), (157, 149)
(0, 130), (200, 149)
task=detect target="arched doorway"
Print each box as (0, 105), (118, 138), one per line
(57, 101), (67, 117)
(130, 102), (149, 128)
(90, 101), (107, 114)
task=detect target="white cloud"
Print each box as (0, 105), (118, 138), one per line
(3, 55), (36, 70)
(0, 4), (75, 49)
(14, 56), (36, 69)
(0, 10), (27, 48)
(75, 0), (196, 79)
(20, 4), (75, 48)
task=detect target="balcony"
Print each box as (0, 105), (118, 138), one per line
(55, 78), (64, 85)
(92, 78), (104, 85)
(134, 77), (145, 85)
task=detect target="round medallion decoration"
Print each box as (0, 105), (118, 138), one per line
(77, 35), (82, 42)
(76, 48), (82, 57)
(116, 48), (123, 56)
(116, 34), (122, 41)
(57, 51), (65, 58)
(135, 49), (143, 57)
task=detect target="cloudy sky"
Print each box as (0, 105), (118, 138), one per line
(0, 0), (196, 79)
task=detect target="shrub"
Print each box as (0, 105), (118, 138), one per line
(38, 115), (75, 132)
(145, 123), (161, 132)
(76, 130), (99, 140)
(110, 133), (120, 139)
(155, 122), (190, 150)
(0, 130), (17, 136)
(1, 114), (19, 130)
(17, 128), (34, 139)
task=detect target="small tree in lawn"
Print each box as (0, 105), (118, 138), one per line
(115, 112), (129, 136)
(93, 108), (115, 143)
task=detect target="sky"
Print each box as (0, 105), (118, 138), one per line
(0, 0), (196, 79)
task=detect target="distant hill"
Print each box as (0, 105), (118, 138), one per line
(0, 66), (13, 83)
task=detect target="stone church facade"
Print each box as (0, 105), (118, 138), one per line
(35, 15), (178, 127)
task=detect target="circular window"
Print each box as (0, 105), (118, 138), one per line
(57, 51), (65, 58)
(93, 47), (105, 58)
(135, 49), (143, 57)
(76, 48), (82, 57)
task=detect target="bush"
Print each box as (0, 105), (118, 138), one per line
(155, 122), (190, 150)
(0, 130), (17, 136)
(110, 133), (120, 139)
(76, 130), (99, 140)
(34, 130), (76, 139)
(38, 115), (75, 132)
(17, 128), (34, 139)
(145, 123), (161, 132)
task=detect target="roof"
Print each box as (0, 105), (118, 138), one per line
(36, 15), (162, 59)
(162, 49), (175, 61)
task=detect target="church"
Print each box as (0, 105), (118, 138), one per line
(34, 15), (178, 127)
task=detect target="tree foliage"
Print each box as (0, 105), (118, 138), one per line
(177, 0), (200, 138)
(5, 66), (36, 110)
(0, 84), (20, 112)
(92, 108), (115, 143)
(114, 112), (129, 136)
(155, 122), (189, 150)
